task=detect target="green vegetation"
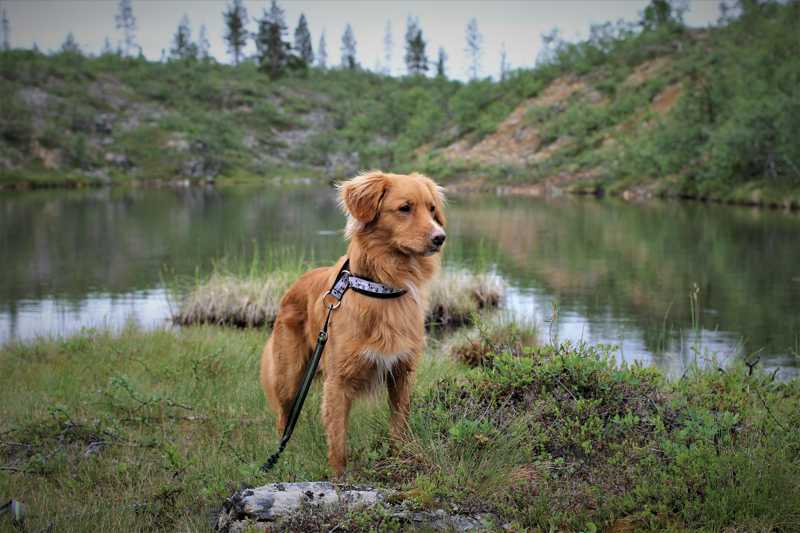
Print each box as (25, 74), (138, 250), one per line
(2, 0), (797, 207)
(1, 320), (797, 531)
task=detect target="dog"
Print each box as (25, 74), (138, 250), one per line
(259, 170), (446, 476)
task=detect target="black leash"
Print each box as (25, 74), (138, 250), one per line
(259, 301), (335, 472)
(259, 260), (406, 473)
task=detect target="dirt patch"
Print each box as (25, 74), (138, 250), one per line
(651, 82), (683, 115)
(30, 139), (62, 169)
(623, 57), (672, 87)
(441, 76), (588, 166)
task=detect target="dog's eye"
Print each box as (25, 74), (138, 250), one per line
(429, 205), (435, 213)
(399, 204), (411, 213)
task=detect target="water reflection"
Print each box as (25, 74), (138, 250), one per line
(1, 185), (798, 378)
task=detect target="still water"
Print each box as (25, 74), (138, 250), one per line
(2, 184), (799, 378)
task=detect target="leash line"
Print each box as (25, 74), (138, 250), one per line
(260, 303), (333, 473)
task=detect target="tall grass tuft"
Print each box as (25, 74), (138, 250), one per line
(172, 265), (505, 329)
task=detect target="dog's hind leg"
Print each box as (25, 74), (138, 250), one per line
(260, 320), (311, 434)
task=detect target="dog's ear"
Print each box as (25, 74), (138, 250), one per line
(422, 175), (446, 227)
(338, 171), (389, 224)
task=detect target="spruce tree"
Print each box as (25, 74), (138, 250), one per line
(115, 0), (137, 57)
(197, 24), (211, 60)
(255, 0), (290, 78)
(294, 13), (313, 66)
(101, 37), (114, 56)
(404, 17), (428, 76)
(1, 8), (10, 51)
(641, 0), (685, 30)
(61, 32), (81, 54)
(465, 17), (482, 80)
(340, 23), (357, 69)
(223, 0), (248, 65)
(317, 31), (327, 68)
(383, 20), (392, 75)
(499, 42), (510, 81)
(170, 15), (197, 61)
(435, 47), (447, 78)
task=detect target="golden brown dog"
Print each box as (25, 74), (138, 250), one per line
(259, 170), (446, 476)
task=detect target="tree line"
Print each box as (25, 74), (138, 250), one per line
(0, 0), (501, 80)
(2, 0), (707, 82)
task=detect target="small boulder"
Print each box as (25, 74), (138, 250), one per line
(216, 482), (498, 532)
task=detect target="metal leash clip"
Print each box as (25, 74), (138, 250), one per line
(323, 269), (350, 309)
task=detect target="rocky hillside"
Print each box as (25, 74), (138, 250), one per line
(1, 1), (798, 207)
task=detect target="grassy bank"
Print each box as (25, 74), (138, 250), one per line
(171, 265), (504, 329)
(1, 321), (798, 531)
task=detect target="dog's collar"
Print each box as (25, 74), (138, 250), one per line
(328, 259), (407, 301)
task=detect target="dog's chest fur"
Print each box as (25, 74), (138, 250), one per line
(361, 348), (413, 374)
(359, 348), (414, 394)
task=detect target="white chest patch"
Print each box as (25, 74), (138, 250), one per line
(361, 349), (413, 374)
(360, 349), (413, 394)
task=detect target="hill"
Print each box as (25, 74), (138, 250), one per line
(1, 0), (798, 207)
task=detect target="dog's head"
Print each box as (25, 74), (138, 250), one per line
(339, 171), (446, 256)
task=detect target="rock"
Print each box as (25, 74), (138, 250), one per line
(181, 158), (218, 179)
(216, 482), (498, 532)
(191, 139), (209, 154)
(104, 152), (133, 169)
(94, 113), (114, 135)
(243, 133), (258, 149)
(18, 87), (50, 108)
(165, 134), (190, 152)
(216, 482), (384, 531)
(85, 169), (112, 184)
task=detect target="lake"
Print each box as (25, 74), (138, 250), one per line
(2, 184), (799, 379)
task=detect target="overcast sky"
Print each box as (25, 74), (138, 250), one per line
(2, 1), (723, 80)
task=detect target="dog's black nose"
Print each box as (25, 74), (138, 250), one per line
(432, 234), (446, 247)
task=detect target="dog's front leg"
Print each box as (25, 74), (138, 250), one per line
(321, 377), (353, 477)
(387, 366), (413, 442)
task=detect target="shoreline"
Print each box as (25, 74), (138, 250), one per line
(4, 172), (799, 213)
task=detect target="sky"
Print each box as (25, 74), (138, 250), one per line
(2, 1), (724, 80)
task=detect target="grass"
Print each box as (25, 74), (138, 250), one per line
(171, 265), (505, 330)
(1, 317), (798, 531)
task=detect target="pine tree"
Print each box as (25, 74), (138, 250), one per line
(170, 15), (197, 61)
(641, 0), (686, 30)
(383, 20), (392, 75)
(537, 28), (563, 66)
(465, 17), (482, 80)
(101, 37), (114, 56)
(294, 13), (313, 66)
(223, 0), (248, 65)
(340, 23), (357, 69)
(61, 32), (81, 54)
(1, 8), (10, 51)
(404, 17), (428, 76)
(411, 33), (427, 75)
(499, 42), (510, 81)
(317, 31), (327, 68)
(197, 24), (211, 60)
(435, 47), (447, 78)
(255, 0), (290, 78)
(115, 0), (137, 57)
